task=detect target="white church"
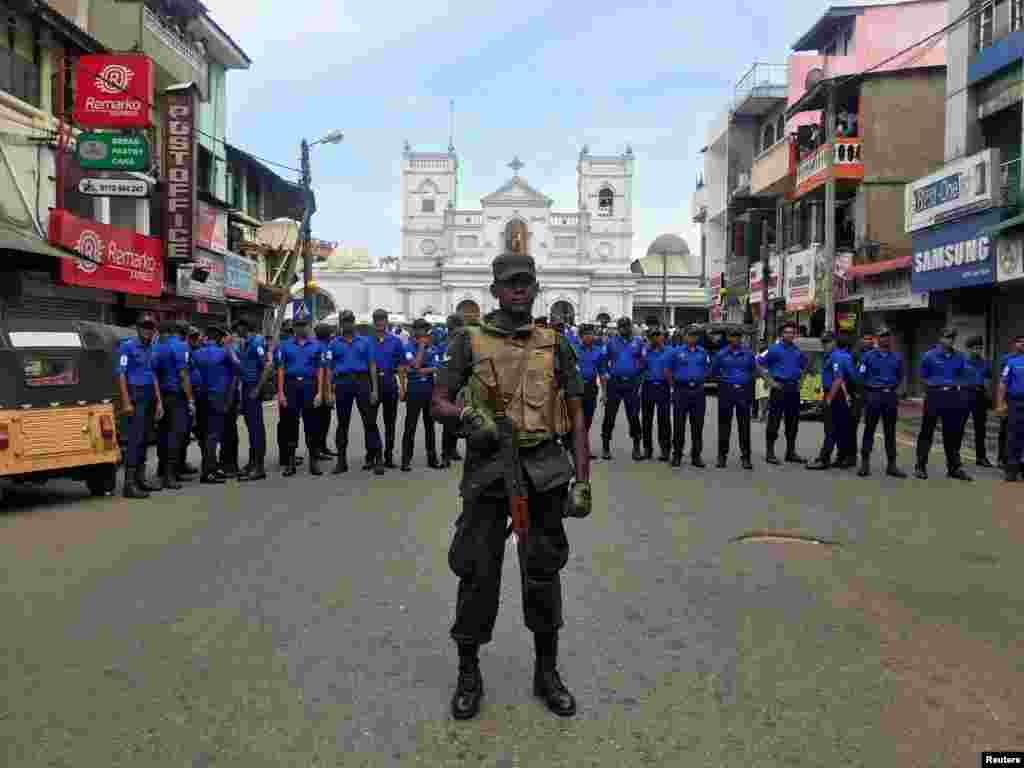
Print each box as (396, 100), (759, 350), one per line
(310, 145), (708, 325)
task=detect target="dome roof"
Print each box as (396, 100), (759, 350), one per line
(646, 234), (690, 257)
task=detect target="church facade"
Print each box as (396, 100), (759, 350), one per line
(311, 146), (707, 324)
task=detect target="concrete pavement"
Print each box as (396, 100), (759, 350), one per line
(1, 401), (1021, 767)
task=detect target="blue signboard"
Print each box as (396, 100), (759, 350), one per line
(911, 208), (1004, 293)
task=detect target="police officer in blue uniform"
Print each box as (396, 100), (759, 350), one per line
(601, 316), (646, 461)
(369, 308), (406, 469)
(807, 332), (855, 471)
(276, 317), (325, 477)
(310, 323), (336, 461)
(152, 319), (194, 490)
(712, 328), (756, 469)
(915, 328), (972, 481)
(843, 331), (875, 467)
(440, 313), (466, 467)
(640, 327), (672, 462)
(964, 336), (995, 468)
(326, 310), (380, 474)
(666, 325), (711, 468)
(234, 317), (270, 482)
(998, 345), (1013, 467)
(218, 329), (243, 478)
(399, 318), (443, 470)
(856, 328), (907, 478)
(576, 324), (607, 454)
(193, 325), (241, 484)
(995, 332), (1024, 481)
(178, 326), (204, 478)
(758, 321), (809, 465)
(116, 313), (164, 498)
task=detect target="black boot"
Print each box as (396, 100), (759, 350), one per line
(362, 454), (375, 471)
(947, 466), (973, 482)
(239, 461), (267, 481)
(179, 462), (199, 477)
(136, 467), (160, 492)
(914, 464), (928, 480)
(741, 456), (753, 470)
(331, 456), (348, 475)
(283, 451), (297, 477)
(602, 439), (612, 461)
(643, 442), (653, 460)
(374, 455), (387, 475)
(658, 444), (670, 462)
(765, 443), (780, 465)
(427, 453), (443, 470)
(886, 461), (907, 479)
(1005, 465), (1019, 482)
(162, 462), (182, 490)
(450, 449), (463, 461)
(400, 449), (412, 472)
(716, 455), (727, 469)
(785, 446), (806, 464)
(977, 457), (994, 468)
(692, 456), (706, 468)
(857, 457), (871, 477)
(310, 455), (323, 476)
(532, 633), (576, 717)
(451, 646), (484, 720)
(122, 468), (149, 499)
(632, 438), (643, 461)
(806, 456), (830, 470)
(670, 454), (682, 468)
(383, 452), (396, 469)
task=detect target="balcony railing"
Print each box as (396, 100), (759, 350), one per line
(143, 6), (208, 80)
(1001, 157), (1021, 207)
(734, 63), (788, 109)
(976, 0), (1023, 52)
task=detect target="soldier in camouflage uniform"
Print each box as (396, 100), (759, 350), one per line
(432, 251), (592, 720)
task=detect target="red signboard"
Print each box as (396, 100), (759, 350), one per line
(196, 201), (228, 253)
(163, 85), (198, 261)
(73, 54), (154, 129)
(49, 209), (163, 297)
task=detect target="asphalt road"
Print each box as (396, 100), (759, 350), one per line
(2, 401), (1022, 768)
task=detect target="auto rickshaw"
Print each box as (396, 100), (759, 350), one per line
(0, 318), (125, 497)
(795, 336), (827, 419)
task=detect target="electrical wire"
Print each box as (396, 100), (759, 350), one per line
(67, 58), (301, 174)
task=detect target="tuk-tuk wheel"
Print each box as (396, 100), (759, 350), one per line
(86, 464), (118, 497)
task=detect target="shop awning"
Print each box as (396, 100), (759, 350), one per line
(981, 211), (1024, 238)
(0, 217), (84, 263)
(0, 151), (85, 264)
(845, 255), (912, 278)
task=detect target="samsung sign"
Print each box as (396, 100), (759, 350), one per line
(905, 148), (999, 233)
(911, 208), (1002, 292)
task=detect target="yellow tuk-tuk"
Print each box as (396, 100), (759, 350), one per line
(795, 337), (826, 419)
(0, 318), (123, 496)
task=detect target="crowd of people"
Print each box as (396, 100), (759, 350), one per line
(112, 306), (1024, 500)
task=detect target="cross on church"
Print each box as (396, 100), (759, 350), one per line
(508, 156), (525, 175)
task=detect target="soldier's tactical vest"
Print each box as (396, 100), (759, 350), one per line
(466, 325), (570, 442)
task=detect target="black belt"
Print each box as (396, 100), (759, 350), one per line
(865, 385), (897, 392)
(334, 372), (369, 379)
(725, 382), (750, 389)
(674, 380), (702, 387)
(286, 376), (310, 382)
(927, 385), (962, 392)
(775, 379), (799, 385)
(645, 379), (668, 385)
(610, 375), (640, 383)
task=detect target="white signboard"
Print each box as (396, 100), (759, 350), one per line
(748, 254), (782, 303)
(905, 148), (1000, 233)
(862, 270), (930, 310)
(78, 177), (149, 198)
(996, 234), (1024, 283)
(784, 248), (817, 312)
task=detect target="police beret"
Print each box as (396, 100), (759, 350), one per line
(821, 331), (835, 343)
(965, 335), (984, 348)
(372, 308), (388, 320)
(339, 310), (356, 322)
(617, 316), (631, 327)
(941, 328), (957, 340)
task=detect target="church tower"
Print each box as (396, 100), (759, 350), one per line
(400, 143), (458, 266)
(577, 146), (634, 271)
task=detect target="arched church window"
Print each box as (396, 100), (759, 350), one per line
(598, 187), (614, 217)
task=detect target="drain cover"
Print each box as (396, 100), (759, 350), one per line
(731, 530), (840, 547)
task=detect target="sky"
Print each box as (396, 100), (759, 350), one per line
(211, 0), (828, 264)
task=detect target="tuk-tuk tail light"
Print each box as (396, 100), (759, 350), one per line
(99, 414), (114, 440)
(0, 424), (8, 451)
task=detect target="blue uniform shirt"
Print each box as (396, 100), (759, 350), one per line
(964, 354), (992, 388)
(151, 337), (190, 393)
(277, 338), (324, 379)
(116, 337), (157, 389)
(1001, 353), (1024, 398)
(669, 345), (712, 383)
(237, 335), (268, 386)
(859, 349), (904, 388)
(404, 342), (439, 389)
(644, 345), (674, 382)
(758, 341), (808, 382)
(823, 349), (855, 390)
(326, 335), (372, 377)
(920, 346), (968, 387)
(371, 333), (406, 373)
(193, 343), (240, 395)
(713, 346), (757, 386)
(577, 343), (607, 383)
(605, 335), (646, 378)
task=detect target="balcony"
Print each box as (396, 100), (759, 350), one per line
(969, 0), (1024, 85)
(794, 138), (864, 198)
(734, 63), (788, 116)
(751, 138), (795, 197)
(691, 182), (708, 223)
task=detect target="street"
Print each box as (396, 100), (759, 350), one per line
(2, 405), (1022, 768)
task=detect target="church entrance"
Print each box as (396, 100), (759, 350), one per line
(456, 299), (480, 323)
(550, 300), (574, 326)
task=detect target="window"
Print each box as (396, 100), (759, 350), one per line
(597, 187), (614, 217)
(22, 352), (79, 387)
(977, 0), (994, 50)
(0, 15), (40, 108)
(777, 114), (786, 144)
(456, 234), (478, 248)
(762, 123), (775, 153)
(843, 25), (854, 55)
(421, 198), (435, 213)
(197, 146), (213, 194)
(109, 197), (137, 233)
(554, 236), (576, 249)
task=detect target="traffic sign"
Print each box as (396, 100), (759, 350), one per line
(76, 132), (149, 171)
(291, 298), (311, 320)
(78, 177), (149, 197)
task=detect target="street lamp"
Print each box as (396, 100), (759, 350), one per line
(302, 129), (344, 321)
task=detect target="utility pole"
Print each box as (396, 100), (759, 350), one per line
(823, 86), (837, 333)
(300, 138), (315, 322)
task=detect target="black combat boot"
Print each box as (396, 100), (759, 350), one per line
(632, 438), (644, 461)
(857, 456), (871, 477)
(765, 442), (780, 465)
(451, 644), (483, 720)
(331, 456), (348, 475)
(913, 464), (928, 480)
(716, 454), (727, 469)
(947, 465), (973, 482)
(122, 467), (149, 499)
(741, 455), (754, 470)
(785, 445), (806, 464)
(602, 439), (612, 461)
(362, 454), (375, 471)
(670, 453), (682, 468)
(427, 452), (443, 470)
(374, 455), (387, 475)
(309, 454), (323, 476)
(532, 632), (576, 717)
(977, 456), (994, 468)
(806, 455), (830, 470)
(643, 440), (653, 460)
(136, 466), (160, 492)
(162, 460), (182, 490)
(692, 455), (706, 468)
(239, 460), (267, 481)
(1005, 464), (1019, 482)
(886, 461), (907, 479)
(282, 450), (297, 477)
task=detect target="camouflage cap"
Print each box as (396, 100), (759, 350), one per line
(492, 252), (536, 282)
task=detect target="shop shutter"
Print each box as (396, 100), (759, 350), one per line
(5, 296), (103, 323)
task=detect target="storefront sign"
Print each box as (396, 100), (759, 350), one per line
(224, 252), (258, 301)
(196, 202), (228, 254)
(162, 85), (198, 261)
(784, 248), (817, 312)
(78, 177), (148, 198)
(911, 208), (1002, 293)
(996, 234), (1024, 283)
(862, 270), (930, 310)
(709, 273), (723, 306)
(837, 312), (858, 332)
(176, 249), (224, 301)
(748, 255), (781, 303)
(906, 149), (999, 232)
(48, 209), (162, 297)
(76, 132), (149, 172)
(73, 54), (153, 129)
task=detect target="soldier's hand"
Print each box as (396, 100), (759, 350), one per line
(313, 393), (323, 408)
(568, 480), (592, 518)
(460, 406), (498, 446)
(155, 403), (164, 422)
(369, 391), (379, 407)
(277, 393), (288, 410)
